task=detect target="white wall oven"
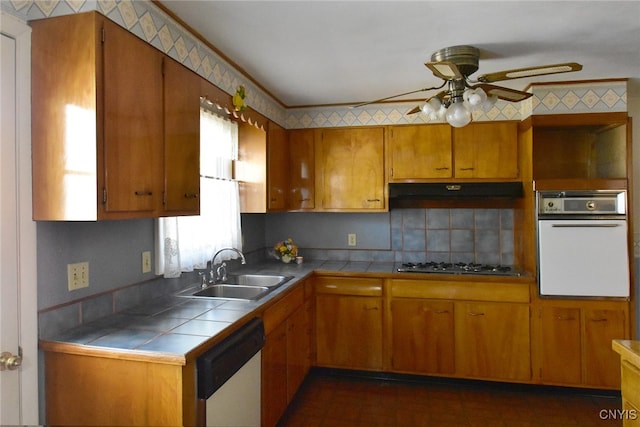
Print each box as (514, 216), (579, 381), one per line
(537, 190), (629, 298)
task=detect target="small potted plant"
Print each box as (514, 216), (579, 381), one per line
(273, 238), (298, 263)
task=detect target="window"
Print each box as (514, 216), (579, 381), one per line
(156, 105), (242, 277)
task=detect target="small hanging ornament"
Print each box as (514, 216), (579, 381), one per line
(233, 85), (247, 111)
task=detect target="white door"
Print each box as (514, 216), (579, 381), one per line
(0, 12), (38, 425)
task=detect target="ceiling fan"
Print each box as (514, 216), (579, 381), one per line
(356, 45), (582, 127)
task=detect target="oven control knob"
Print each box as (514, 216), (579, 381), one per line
(586, 200), (596, 210)
(547, 201), (554, 208)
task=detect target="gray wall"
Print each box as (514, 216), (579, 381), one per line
(36, 219), (156, 310)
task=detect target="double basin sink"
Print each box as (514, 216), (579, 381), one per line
(177, 273), (294, 301)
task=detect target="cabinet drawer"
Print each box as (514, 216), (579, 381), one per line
(391, 279), (529, 303)
(315, 277), (383, 296)
(622, 360), (640, 409)
(263, 286), (304, 334)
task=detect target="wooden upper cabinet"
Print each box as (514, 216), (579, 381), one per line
(163, 57), (200, 215)
(531, 113), (629, 181)
(288, 129), (315, 210)
(452, 121), (519, 179)
(267, 122), (289, 211)
(386, 122), (519, 182)
(238, 122), (267, 213)
(388, 124), (452, 180)
(317, 127), (385, 210)
(31, 11), (201, 220)
(102, 18), (164, 215)
(31, 12), (103, 220)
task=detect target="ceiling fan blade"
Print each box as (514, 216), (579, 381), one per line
(407, 106), (422, 115)
(477, 62), (583, 83)
(473, 84), (533, 102)
(425, 61), (463, 80)
(352, 81), (446, 108)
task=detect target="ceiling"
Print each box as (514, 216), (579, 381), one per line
(159, 1), (640, 108)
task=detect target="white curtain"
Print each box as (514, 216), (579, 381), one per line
(156, 107), (242, 278)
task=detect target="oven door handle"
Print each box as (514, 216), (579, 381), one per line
(550, 223), (621, 228)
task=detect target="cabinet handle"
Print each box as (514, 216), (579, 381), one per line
(367, 199), (381, 202)
(435, 167), (450, 171)
(468, 312), (485, 316)
(134, 191), (152, 196)
(459, 167), (475, 171)
(364, 306), (379, 311)
(589, 317), (608, 322)
(184, 193), (198, 199)
(556, 316), (577, 321)
(300, 198), (311, 202)
(434, 310), (450, 314)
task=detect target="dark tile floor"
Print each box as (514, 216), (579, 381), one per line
(279, 369), (623, 427)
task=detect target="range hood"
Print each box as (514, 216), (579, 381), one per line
(389, 182), (523, 200)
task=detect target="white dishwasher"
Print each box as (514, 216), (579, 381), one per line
(197, 317), (265, 427)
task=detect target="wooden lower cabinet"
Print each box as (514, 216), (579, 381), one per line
(537, 306), (582, 384)
(261, 283), (312, 427)
(315, 277), (383, 370)
(455, 302), (531, 381)
(534, 302), (629, 389)
(390, 299), (455, 374)
(262, 321), (288, 427)
(44, 351), (194, 426)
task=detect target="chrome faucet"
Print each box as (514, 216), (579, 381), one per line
(210, 247), (246, 283)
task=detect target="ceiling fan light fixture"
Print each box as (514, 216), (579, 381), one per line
(421, 97), (442, 115)
(445, 99), (471, 128)
(463, 87), (487, 109)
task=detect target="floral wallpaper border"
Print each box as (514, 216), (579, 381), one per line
(3, 0), (628, 129)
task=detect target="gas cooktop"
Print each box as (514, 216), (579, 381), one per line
(397, 262), (520, 277)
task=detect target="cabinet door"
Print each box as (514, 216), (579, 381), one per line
(318, 128), (384, 210)
(391, 299), (454, 374)
(237, 123), (267, 213)
(583, 308), (626, 388)
(102, 19), (163, 214)
(316, 295), (383, 369)
(163, 57), (200, 214)
(537, 307), (582, 384)
(262, 321), (288, 427)
(453, 122), (518, 179)
(288, 129), (315, 210)
(455, 302), (530, 380)
(267, 122), (289, 211)
(286, 302), (311, 402)
(388, 124), (452, 180)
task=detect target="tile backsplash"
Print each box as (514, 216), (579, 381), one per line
(391, 208), (513, 265)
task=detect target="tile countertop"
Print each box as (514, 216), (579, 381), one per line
(39, 260), (533, 365)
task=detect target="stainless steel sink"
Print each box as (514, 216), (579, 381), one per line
(193, 284), (271, 300)
(225, 274), (291, 288)
(177, 274), (293, 301)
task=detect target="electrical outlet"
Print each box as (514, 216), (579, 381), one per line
(67, 262), (89, 291)
(142, 251), (152, 273)
(348, 233), (357, 246)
